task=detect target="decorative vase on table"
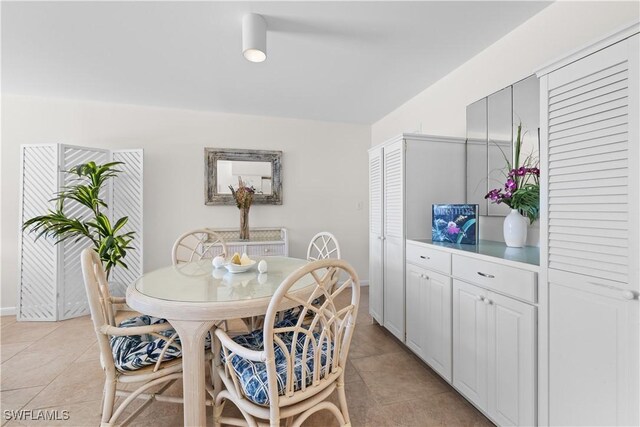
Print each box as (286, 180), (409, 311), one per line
(485, 123), (540, 248)
(239, 207), (250, 240)
(229, 177), (255, 241)
(503, 209), (528, 248)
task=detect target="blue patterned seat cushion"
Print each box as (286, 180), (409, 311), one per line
(223, 318), (333, 406)
(110, 315), (185, 372)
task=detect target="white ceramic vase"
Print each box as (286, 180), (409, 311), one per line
(503, 209), (528, 248)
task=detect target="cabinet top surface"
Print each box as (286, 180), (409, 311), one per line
(409, 239), (540, 268)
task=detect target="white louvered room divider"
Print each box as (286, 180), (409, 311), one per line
(18, 144), (143, 321)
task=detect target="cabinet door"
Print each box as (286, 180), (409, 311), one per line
(453, 280), (488, 410)
(369, 233), (383, 324)
(405, 263), (427, 357)
(549, 271), (639, 427)
(424, 270), (453, 382)
(383, 235), (404, 340)
(383, 140), (405, 340)
(369, 147), (384, 323)
(545, 35), (638, 287)
(487, 292), (536, 426)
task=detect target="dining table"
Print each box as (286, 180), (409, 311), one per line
(126, 255), (314, 426)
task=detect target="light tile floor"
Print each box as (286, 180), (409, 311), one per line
(1, 288), (493, 426)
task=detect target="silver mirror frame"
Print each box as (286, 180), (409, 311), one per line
(205, 148), (283, 206)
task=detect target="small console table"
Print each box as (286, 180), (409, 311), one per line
(207, 227), (289, 257)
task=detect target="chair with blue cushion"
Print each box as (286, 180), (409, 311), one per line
(212, 258), (360, 427)
(81, 248), (185, 427)
(277, 231), (342, 324)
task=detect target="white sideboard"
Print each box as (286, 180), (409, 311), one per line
(537, 24), (639, 426)
(406, 239), (538, 426)
(368, 134), (466, 340)
(206, 227), (288, 257)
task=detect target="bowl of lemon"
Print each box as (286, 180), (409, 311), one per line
(224, 252), (256, 273)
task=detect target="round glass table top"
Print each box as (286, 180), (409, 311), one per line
(134, 256), (311, 303)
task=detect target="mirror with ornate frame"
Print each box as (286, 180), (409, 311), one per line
(205, 148), (282, 205)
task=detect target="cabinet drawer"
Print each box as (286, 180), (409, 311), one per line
(452, 254), (537, 303)
(406, 242), (451, 274)
(246, 244), (285, 257)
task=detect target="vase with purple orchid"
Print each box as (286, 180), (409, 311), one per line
(485, 124), (540, 224)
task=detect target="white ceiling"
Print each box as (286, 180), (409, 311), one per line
(1, 1), (550, 124)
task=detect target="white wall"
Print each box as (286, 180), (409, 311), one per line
(372, 1), (639, 244)
(0, 95), (370, 312)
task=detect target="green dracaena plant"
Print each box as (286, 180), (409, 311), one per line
(22, 161), (135, 278)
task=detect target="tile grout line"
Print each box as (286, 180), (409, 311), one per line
(1, 320), (98, 414)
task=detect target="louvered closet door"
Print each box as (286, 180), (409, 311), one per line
(546, 38), (637, 287)
(369, 148), (384, 323)
(383, 140), (405, 340)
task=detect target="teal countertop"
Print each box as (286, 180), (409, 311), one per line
(409, 239), (540, 267)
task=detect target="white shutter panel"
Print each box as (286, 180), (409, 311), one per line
(60, 145), (109, 319)
(19, 145), (58, 321)
(369, 149), (382, 235)
(383, 140), (404, 238)
(547, 42), (631, 285)
(110, 150), (144, 290)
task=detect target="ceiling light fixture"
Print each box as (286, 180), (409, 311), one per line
(242, 13), (267, 63)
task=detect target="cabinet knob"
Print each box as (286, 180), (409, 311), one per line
(475, 295), (484, 302)
(483, 298), (492, 305)
(264, 248), (270, 253)
(419, 255), (431, 260)
(621, 290), (637, 300)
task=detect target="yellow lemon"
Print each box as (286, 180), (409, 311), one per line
(231, 253), (241, 265)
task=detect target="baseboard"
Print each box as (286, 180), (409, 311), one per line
(0, 306), (16, 316)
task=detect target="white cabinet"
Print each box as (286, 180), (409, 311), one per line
(207, 228), (288, 257)
(453, 279), (536, 426)
(538, 27), (639, 426)
(406, 262), (452, 381)
(548, 270), (638, 427)
(368, 134), (466, 341)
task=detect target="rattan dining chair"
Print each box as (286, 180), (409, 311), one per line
(171, 228), (228, 265)
(81, 248), (184, 427)
(306, 231), (341, 261)
(212, 258), (360, 427)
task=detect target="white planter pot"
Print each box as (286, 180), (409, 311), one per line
(503, 209), (528, 247)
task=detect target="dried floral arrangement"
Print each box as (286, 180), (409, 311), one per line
(229, 177), (256, 210)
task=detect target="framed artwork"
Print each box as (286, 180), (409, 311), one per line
(432, 204), (478, 245)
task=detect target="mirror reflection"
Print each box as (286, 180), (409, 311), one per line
(466, 98), (488, 215)
(465, 74), (539, 217)
(488, 86), (513, 216)
(217, 160), (273, 195)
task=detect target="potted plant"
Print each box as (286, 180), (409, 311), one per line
(485, 124), (540, 247)
(22, 161), (135, 278)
